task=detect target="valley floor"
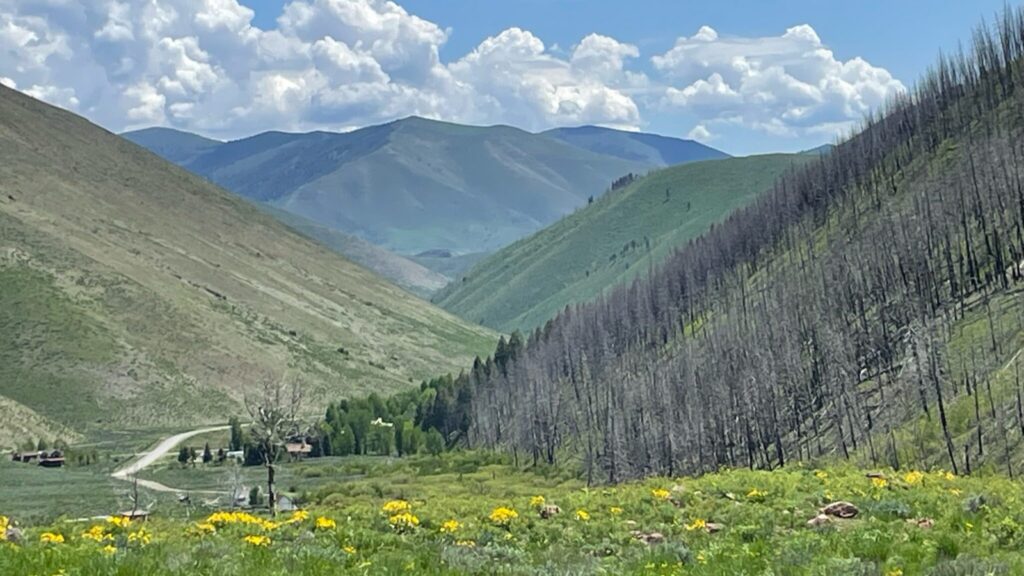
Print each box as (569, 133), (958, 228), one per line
(2, 448), (1024, 575)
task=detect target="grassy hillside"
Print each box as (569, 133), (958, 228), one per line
(259, 206), (449, 298)
(0, 85), (496, 443)
(126, 118), (652, 256)
(436, 154), (812, 332)
(543, 125), (729, 166)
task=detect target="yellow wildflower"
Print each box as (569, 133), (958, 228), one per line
(651, 488), (671, 500)
(949, 488), (962, 496)
(40, 532), (65, 544)
(489, 506), (519, 526)
(243, 534), (271, 547)
(575, 509), (590, 521)
(127, 528), (152, 546)
(287, 510), (310, 523)
(455, 539), (476, 548)
(746, 488), (767, 501)
(872, 477), (889, 489)
(106, 516), (132, 529)
(609, 506), (624, 515)
(944, 471), (956, 481)
(685, 518), (707, 532)
(193, 522), (216, 535)
(885, 569), (903, 576)
(343, 545), (357, 554)
(0, 516), (7, 541)
(382, 500), (411, 515)
(814, 470), (829, 480)
(439, 519), (461, 534)
(903, 471), (924, 485)
(82, 524), (112, 542)
(696, 551), (708, 565)
(315, 516), (337, 530)
(529, 495), (546, 508)
(388, 512), (420, 532)
(101, 545), (117, 556)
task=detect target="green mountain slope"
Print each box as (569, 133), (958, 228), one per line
(436, 154), (812, 332)
(0, 85), (496, 442)
(543, 125), (729, 166)
(125, 118), (654, 256)
(259, 205), (449, 298)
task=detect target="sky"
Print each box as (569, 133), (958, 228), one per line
(0, 0), (1017, 155)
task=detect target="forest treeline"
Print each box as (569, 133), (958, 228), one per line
(446, 7), (1024, 483)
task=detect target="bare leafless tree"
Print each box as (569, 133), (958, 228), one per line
(245, 375), (304, 516)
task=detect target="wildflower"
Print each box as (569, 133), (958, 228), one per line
(243, 534), (271, 547)
(455, 539), (476, 548)
(382, 500), (411, 515)
(315, 516), (337, 530)
(439, 519), (461, 534)
(287, 510), (310, 523)
(106, 516), (132, 529)
(746, 488), (767, 501)
(101, 545), (117, 556)
(885, 570), (903, 576)
(575, 509), (590, 521)
(529, 495), (546, 508)
(814, 470), (829, 481)
(696, 551), (708, 565)
(685, 518), (707, 532)
(343, 545), (357, 554)
(82, 524), (112, 542)
(127, 528), (152, 546)
(944, 471), (957, 481)
(0, 516), (7, 541)
(872, 477), (889, 489)
(40, 532), (65, 544)
(193, 522), (216, 535)
(903, 471), (924, 485)
(949, 488), (962, 496)
(651, 488), (671, 500)
(489, 506), (519, 527)
(388, 512), (420, 532)
(609, 506), (624, 515)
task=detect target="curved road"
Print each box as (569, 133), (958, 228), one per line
(111, 425), (230, 493)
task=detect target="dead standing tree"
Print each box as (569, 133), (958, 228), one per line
(245, 376), (304, 517)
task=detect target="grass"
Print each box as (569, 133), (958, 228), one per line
(436, 154), (815, 333)
(0, 85), (497, 442)
(3, 455), (1023, 574)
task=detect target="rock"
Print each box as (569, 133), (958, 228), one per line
(630, 530), (665, 545)
(908, 517), (934, 529)
(821, 501), (859, 519)
(807, 514), (832, 527)
(705, 522), (725, 534)
(539, 504), (561, 519)
(5, 525), (23, 544)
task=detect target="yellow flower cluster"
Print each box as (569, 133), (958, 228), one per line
(388, 512), (420, 532)
(439, 519), (461, 534)
(489, 506), (519, 526)
(127, 528), (152, 546)
(903, 471), (924, 485)
(575, 509), (590, 521)
(82, 524), (113, 542)
(0, 516), (8, 542)
(106, 516), (132, 529)
(685, 518), (707, 532)
(746, 488), (767, 501)
(287, 510), (310, 524)
(243, 534), (271, 547)
(206, 511), (278, 531)
(651, 488), (671, 500)
(871, 477), (889, 489)
(814, 470), (829, 481)
(455, 539), (476, 548)
(315, 516), (337, 530)
(529, 495), (546, 508)
(40, 532), (65, 544)
(343, 545), (357, 554)
(609, 506), (624, 515)
(192, 522), (216, 535)
(381, 500), (411, 515)
(101, 544), (117, 556)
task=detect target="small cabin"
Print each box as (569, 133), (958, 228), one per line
(285, 441), (312, 460)
(10, 451), (42, 463)
(38, 450), (65, 468)
(116, 510), (151, 522)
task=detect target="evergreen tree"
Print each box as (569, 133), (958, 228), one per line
(425, 428), (444, 457)
(229, 416), (245, 451)
(178, 446), (190, 467)
(202, 443), (213, 465)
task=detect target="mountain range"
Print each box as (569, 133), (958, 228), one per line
(0, 84), (496, 445)
(123, 121), (726, 277)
